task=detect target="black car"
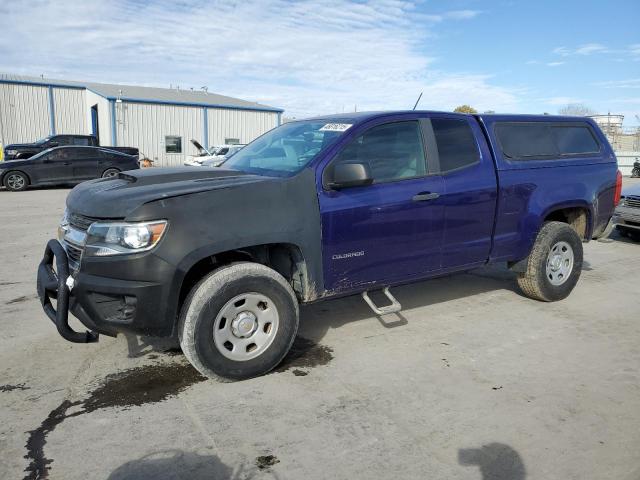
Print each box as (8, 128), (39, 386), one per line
(0, 146), (139, 191)
(3, 134), (138, 160)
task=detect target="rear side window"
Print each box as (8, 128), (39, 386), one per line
(68, 147), (93, 159)
(553, 126), (599, 155)
(431, 118), (480, 172)
(53, 136), (72, 146)
(496, 122), (600, 159)
(73, 137), (91, 146)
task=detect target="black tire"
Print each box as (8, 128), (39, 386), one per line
(179, 262), (299, 380)
(3, 171), (29, 191)
(517, 221), (583, 302)
(628, 230), (640, 242)
(101, 168), (120, 179)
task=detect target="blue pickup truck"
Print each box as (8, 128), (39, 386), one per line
(37, 111), (621, 380)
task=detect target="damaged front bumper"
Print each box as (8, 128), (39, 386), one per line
(36, 239), (99, 343)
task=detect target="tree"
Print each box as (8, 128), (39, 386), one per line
(453, 105), (478, 114)
(558, 103), (597, 116)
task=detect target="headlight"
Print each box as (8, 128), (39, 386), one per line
(57, 208), (70, 242)
(85, 220), (168, 256)
(6, 149), (17, 155)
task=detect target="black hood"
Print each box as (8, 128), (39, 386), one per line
(5, 143), (39, 149)
(66, 167), (272, 218)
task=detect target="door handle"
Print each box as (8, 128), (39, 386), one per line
(412, 192), (440, 202)
(63, 162), (71, 166)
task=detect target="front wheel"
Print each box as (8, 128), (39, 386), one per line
(3, 171), (29, 191)
(517, 222), (583, 302)
(101, 168), (120, 179)
(179, 262), (299, 380)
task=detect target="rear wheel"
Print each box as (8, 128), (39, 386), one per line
(101, 168), (120, 179)
(517, 222), (583, 302)
(179, 262), (299, 380)
(3, 171), (29, 191)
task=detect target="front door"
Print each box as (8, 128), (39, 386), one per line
(38, 148), (73, 182)
(319, 120), (445, 292)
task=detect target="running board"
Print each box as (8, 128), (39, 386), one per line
(362, 287), (402, 315)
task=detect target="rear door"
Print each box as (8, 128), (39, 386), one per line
(318, 118), (445, 292)
(427, 115), (498, 269)
(69, 147), (100, 179)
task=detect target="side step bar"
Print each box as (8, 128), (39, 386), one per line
(361, 287), (402, 315)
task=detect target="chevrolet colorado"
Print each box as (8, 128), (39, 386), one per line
(37, 111), (621, 380)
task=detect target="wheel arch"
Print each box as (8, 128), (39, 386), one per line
(169, 242), (314, 335)
(539, 201), (594, 240)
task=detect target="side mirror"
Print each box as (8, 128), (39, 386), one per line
(329, 162), (373, 190)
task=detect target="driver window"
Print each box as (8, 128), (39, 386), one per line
(49, 149), (70, 161)
(330, 121), (427, 183)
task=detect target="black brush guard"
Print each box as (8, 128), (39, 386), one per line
(36, 239), (99, 343)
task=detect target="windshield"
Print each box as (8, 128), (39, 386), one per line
(28, 147), (55, 160)
(222, 120), (353, 177)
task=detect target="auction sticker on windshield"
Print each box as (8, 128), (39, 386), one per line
(319, 123), (353, 132)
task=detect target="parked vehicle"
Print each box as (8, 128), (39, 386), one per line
(3, 134), (138, 160)
(613, 183), (640, 241)
(37, 111), (620, 380)
(202, 145), (244, 167)
(631, 158), (640, 178)
(184, 144), (245, 166)
(183, 139), (216, 166)
(1, 146), (139, 191)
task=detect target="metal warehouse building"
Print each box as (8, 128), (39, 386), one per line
(0, 74), (283, 166)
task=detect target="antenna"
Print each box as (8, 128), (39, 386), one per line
(412, 92), (423, 110)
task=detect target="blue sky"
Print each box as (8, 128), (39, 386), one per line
(0, 0), (638, 124)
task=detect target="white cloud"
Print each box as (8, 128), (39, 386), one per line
(575, 43), (607, 55)
(594, 79), (640, 89)
(0, 0), (514, 117)
(553, 43), (608, 56)
(546, 62), (565, 67)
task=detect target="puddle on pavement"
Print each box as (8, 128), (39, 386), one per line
(1, 383), (30, 392)
(274, 336), (334, 374)
(82, 362), (205, 413)
(5, 294), (36, 305)
(256, 455), (280, 470)
(23, 338), (332, 478)
(23, 361), (205, 480)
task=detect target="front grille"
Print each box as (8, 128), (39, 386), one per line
(68, 212), (102, 232)
(624, 196), (640, 209)
(65, 243), (82, 263)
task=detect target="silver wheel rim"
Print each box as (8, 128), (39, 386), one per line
(213, 292), (279, 361)
(103, 169), (118, 178)
(7, 174), (25, 190)
(546, 241), (574, 286)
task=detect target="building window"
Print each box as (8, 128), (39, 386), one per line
(225, 137), (240, 145)
(165, 136), (182, 153)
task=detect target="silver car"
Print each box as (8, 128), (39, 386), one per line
(613, 183), (640, 241)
